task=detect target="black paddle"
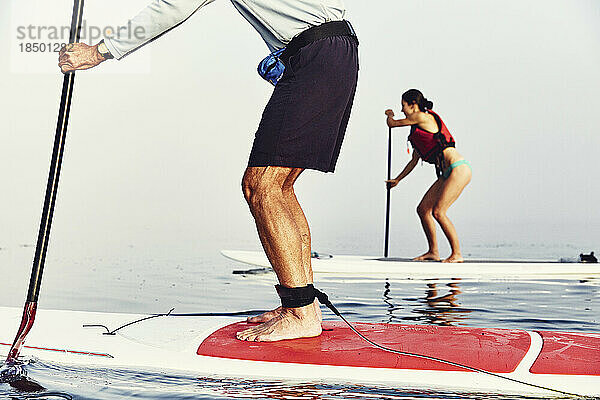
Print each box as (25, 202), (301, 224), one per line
(384, 126), (392, 257)
(3, 0), (84, 368)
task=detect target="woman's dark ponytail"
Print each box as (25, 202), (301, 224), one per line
(402, 89), (434, 111)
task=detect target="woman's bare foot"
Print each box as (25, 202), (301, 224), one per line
(413, 251), (440, 261)
(247, 299), (322, 324)
(236, 304), (322, 342)
(442, 254), (464, 263)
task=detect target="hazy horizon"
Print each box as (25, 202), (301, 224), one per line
(1, 0), (599, 262)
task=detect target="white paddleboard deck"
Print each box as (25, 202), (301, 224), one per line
(1, 307), (598, 397)
(222, 250), (599, 278)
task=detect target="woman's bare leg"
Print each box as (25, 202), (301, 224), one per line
(431, 165), (472, 263)
(414, 179), (444, 261)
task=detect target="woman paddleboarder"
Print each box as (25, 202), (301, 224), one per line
(385, 89), (471, 263)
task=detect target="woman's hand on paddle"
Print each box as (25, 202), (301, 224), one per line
(385, 179), (399, 189)
(58, 43), (106, 73)
(385, 109), (396, 128)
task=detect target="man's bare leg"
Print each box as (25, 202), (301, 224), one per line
(238, 166), (321, 341)
(247, 168), (321, 324)
(283, 170), (322, 322)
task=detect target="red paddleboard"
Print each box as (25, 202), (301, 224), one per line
(197, 321), (600, 397)
(530, 331), (600, 375)
(199, 322), (532, 373)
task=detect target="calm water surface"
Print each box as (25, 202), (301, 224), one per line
(0, 241), (597, 399)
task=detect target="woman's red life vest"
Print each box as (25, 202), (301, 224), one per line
(408, 111), (455, 174)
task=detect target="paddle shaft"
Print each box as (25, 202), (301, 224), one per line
(384, 127), (392, 257)
(5, 0), (84, 364)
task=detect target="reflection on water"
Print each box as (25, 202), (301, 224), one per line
(0, 362), (557, 400)
(381, 279), (471, 326)
(196, 377), (553, 400)
(6, 394), (73, 400)
(320, 275), (598, 332)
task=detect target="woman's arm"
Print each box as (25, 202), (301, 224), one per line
(385, 109), (421, 128)
(386, 151), (420, 188)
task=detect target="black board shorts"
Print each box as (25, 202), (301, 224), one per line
(248, 35), (359, 173)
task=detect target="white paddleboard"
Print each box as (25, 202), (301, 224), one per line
(1, 306), (599, 397)
(221, 250), (600, 278)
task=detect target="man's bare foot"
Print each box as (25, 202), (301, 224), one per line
(247, 307), (282, 323)
(237, 304), (322, 342)
(247, 299), (322, 324)
(442, 254), (464, 263)
(413, 252), (440, 261)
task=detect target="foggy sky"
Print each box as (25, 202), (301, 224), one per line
(1, 0), (599, 261)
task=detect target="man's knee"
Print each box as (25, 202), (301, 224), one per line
(242, 173), (262, 206)
(241, 173), (254, 204)
(241, 168), (283, 209)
